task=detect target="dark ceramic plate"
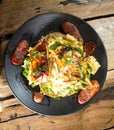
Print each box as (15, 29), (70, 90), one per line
(5, 12), (107, 116)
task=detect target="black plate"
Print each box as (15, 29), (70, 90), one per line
(5, 12), (107, 116)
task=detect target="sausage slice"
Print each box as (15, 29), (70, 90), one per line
(84, 41), (96, 56)
(61, 21), (83, 43)
(33, 92), (44, 103)
(11, 40), (29, 65)
(78, 80), (100, 104)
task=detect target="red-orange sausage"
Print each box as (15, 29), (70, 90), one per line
(11, 40), (29, 65)
(78, 80), (100, 104)
(61, 21), (83, 43)
(33, 92), (44, 103)
(84, 41), (96, 56)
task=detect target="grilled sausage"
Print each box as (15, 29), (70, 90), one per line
(11, 40), (29, 65)
(33, 92), (44, 103)
(61, 21), (83, 43)
(78, 80), (100, 104)
(84, 41), (96, 56)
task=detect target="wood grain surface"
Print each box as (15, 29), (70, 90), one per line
(0, 0), (114, 130)
(0, 0), (114, 36)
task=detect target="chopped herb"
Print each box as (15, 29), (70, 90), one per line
(41, 64), (49, 72)
(31, 50), (46, 59)
(49, 41), (62, 50)
(65, 56), (73, 64)
(33, 67), (42, 76)
(22, 70), (29, 77)
(31, 82), (38, 88)
(85, 74), (92, 85)
(81, 83), (87, 89)
(72, 47), (84, 56)
(58, 54), (64, 59)
(52, 34), (57, 39)
(87, 64), (92, 74)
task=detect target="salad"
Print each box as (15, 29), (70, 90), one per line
(22, 32), (101, 99)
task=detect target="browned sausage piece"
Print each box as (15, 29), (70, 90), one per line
(78, 80), (100, 104)
(11, 40), (29, 65)
(61, 21), (83, 43)
(84, 41), (96, 56)
(33, 92), (44, 103)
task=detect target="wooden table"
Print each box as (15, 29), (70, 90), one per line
(0, 0), (114, 130)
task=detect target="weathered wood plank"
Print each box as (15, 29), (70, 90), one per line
(0, 0), (15, 36)
(0, 40), (9, 69)
(0, 103), (35, 122)
(0, 99), (114, 130)
(0, 0), (114, 36)
(88, 17), (114, 70)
